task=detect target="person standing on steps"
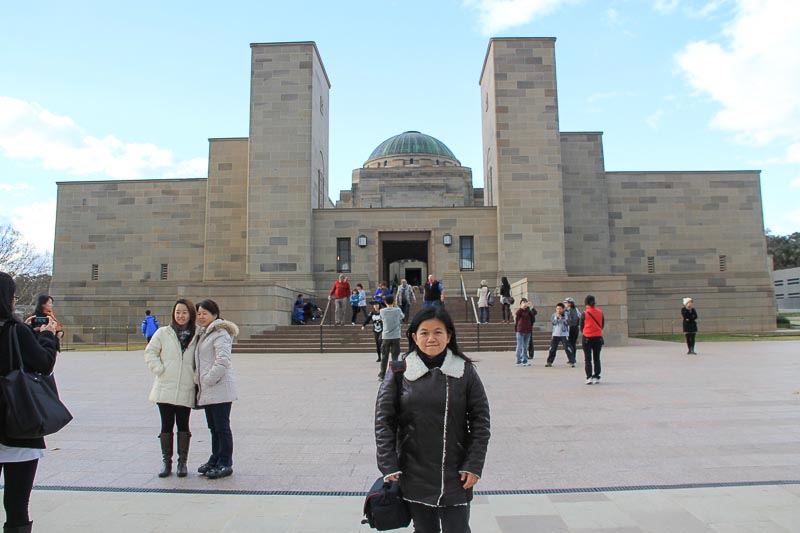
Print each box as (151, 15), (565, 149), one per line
(477, 280), (491, 324)
(681, 297), (698, 354)
(423, 274), (445, 308)
(581, 295), (605, 385)
(396, 279), (416, 324)
(328, 274), (351, 326)
(499, 276), (512, 324)
(144, 299), (198, 478)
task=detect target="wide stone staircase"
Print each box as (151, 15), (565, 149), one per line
(233, 296), (555, 354)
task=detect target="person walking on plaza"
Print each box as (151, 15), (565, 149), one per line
(499, 276), (512, 323)
(681, 297), (698, 354)
(477, 280), (491, 324)
(396, 278), (416, 323)
(328, 274), (351, 326)
(564, 297), (581, 355)
(514, 298), (535, 366)
(423, 274), (445, 308)
(363, 300), (384, 363)
(377, 295), (404, 381)
(581, 294), (605, 385)
(144, 299), (198, 478)
(0, 272), (60, 533)
(546, 302), (576, 367)
(141, 309), (160, 342)
(375, 306), (490, 533)
(195, 300), (238, 479)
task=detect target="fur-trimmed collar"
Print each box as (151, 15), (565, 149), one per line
(404, 350), (465, 381)
(202, 318), (239, 337)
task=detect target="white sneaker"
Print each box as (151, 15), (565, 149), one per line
(586, 378), (593, 385)
(523, 362), (531, 367)
(592, 376), (600, 384)
(515, 362), (522, 366)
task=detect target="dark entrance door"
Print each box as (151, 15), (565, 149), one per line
(405, 268), (422, 287)
(379, 232), (430, 286)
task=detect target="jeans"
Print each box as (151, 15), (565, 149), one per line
(547, 336), (575, 364)
(379, 338), (401, 378)
(408, 502), (471, 533)
(0, 459), (38, 527)
(583, 336), (603, 378)
(502, 303), (511, 322)
(158, 402), (191, 433)
(400, 302), (411, 322)
(515, 332), (531, 364)
(479, 306), (490, 323)
(423, 300), (442, 308)
(204, 402), (233, 467)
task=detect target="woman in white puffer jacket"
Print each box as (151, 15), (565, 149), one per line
(194, 299), (239, 480)
(144, 299), (198, 478)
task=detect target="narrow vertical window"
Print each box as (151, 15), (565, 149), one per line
(647, 256), (655, 274)
(718, 255), (727, 272)
(336, 238), (351, 273)
(91, 264), (99, 281)
(460, 236), (474, 271)
(160, 263), (169, 280)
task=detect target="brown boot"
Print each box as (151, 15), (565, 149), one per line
(176, 431), (191, 477)
(158, 432), (173, 477)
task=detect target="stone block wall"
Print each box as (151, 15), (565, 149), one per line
(205, 138), (248, 281)
(348, 167), (474, 208)
(607, 171), (774, 333)
(561, 132), (611, 275)
(247, 42), (330, 282)
(480, 38), (567, 276)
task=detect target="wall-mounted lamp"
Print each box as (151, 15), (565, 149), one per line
(443, 233), (453, 247)
(357, 234), (368, 248)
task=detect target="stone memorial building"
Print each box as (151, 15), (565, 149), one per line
(51, 38), (775, 343)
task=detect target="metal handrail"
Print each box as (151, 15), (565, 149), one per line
(460, 275), (470, 322)
(469, 296), (481, 351)
(319, 299), (332, 353)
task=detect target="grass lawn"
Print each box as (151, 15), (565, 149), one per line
(633, 333), (800, 342)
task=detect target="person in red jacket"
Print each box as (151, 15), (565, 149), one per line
(328, 274), (351, 326)
(580, 294), (605, 385)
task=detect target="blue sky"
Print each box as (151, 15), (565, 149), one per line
(1, 0), (798, 253)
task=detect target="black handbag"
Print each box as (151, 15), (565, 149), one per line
(361, 476), (412, 531)
(1, 324), (73, 439)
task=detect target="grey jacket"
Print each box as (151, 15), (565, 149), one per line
(551, 312), (569, 337)
(195, 318), (239, 406)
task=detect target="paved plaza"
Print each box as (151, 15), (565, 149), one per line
(19, 338), (800, 531)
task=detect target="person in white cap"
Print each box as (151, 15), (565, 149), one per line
(681, 297), (698, 354)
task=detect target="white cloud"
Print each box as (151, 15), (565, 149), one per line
(676, 0), (800, 162)
(789, 177), (800, 188)
(687, 0), (728, 18)
(654, 0), (680, 14)
(464, 0), (575, 34)
(10, 200), (56, 253)
(0, 96), (207, 180)
(0, 183), (30, 192)
(646, 110), (664, 129)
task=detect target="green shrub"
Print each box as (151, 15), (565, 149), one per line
(777, 315), (790, 328)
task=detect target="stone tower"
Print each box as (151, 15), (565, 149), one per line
(480, 38), (567, 277)
(246, 42), (330, 286)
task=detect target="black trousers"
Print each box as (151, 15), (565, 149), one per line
(685, 332), (696, 351)
(568, 326), (580, 355)
(502, 302), (511, 321)
(351, 305), (361, 323)
(158, 402), (191, 433)
(547, 336), (575, 364)
(372, 331), (382, 359)
(582, 336), (603, 379)
(0, 459), (38, 527)
(379, 338), (401, 378)
(408, 502), (470, 533)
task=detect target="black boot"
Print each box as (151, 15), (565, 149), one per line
(176, 431), (191, 478)
(3, 521), (33, 533)
(158, 432), (173, 477)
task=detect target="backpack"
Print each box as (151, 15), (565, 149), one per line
(487, 291), (495, 307)
(362, 360), (411, 530)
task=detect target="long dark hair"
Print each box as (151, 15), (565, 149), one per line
(34, 294), (53, 316)
(170, 298), (197, 343)
(0, 272), (17, 322)
(405, 306), (472, 362)
(501, 276), (510, 289)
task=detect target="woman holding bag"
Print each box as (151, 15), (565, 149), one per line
(0, 272), (60, 533)
(144, 299), (198, 478)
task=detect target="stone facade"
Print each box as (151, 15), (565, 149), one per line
(49, 38), (776, 343)
(773, 267), (800, 311)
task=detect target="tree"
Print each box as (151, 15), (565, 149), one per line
(0, 225), (52, 306)
(766, 230), (800, 270)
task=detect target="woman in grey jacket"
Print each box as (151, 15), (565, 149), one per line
(375, 307), (490, 533)
(194, 299), (239, 480)
(144, 299), (198, 478)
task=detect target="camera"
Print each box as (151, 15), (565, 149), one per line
(31, 316), (49, 328)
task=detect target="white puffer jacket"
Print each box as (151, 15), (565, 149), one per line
(144, 326), (198, 407)
(195, 319), (239, 407)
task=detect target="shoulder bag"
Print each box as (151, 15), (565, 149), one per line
(1, 324), (73, 439)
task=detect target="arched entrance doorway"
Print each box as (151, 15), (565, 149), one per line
(379, 232), (430, 288)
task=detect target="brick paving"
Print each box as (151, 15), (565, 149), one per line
(18, 338), (800, 531)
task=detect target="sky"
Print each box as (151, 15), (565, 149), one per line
(1, 0), (798, 254)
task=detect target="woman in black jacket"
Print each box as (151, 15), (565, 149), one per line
(0, 272), (60, 533)
(681, 297), (698, 354)
(375, 307), (490, 533)
(499, 276), (512, 324)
